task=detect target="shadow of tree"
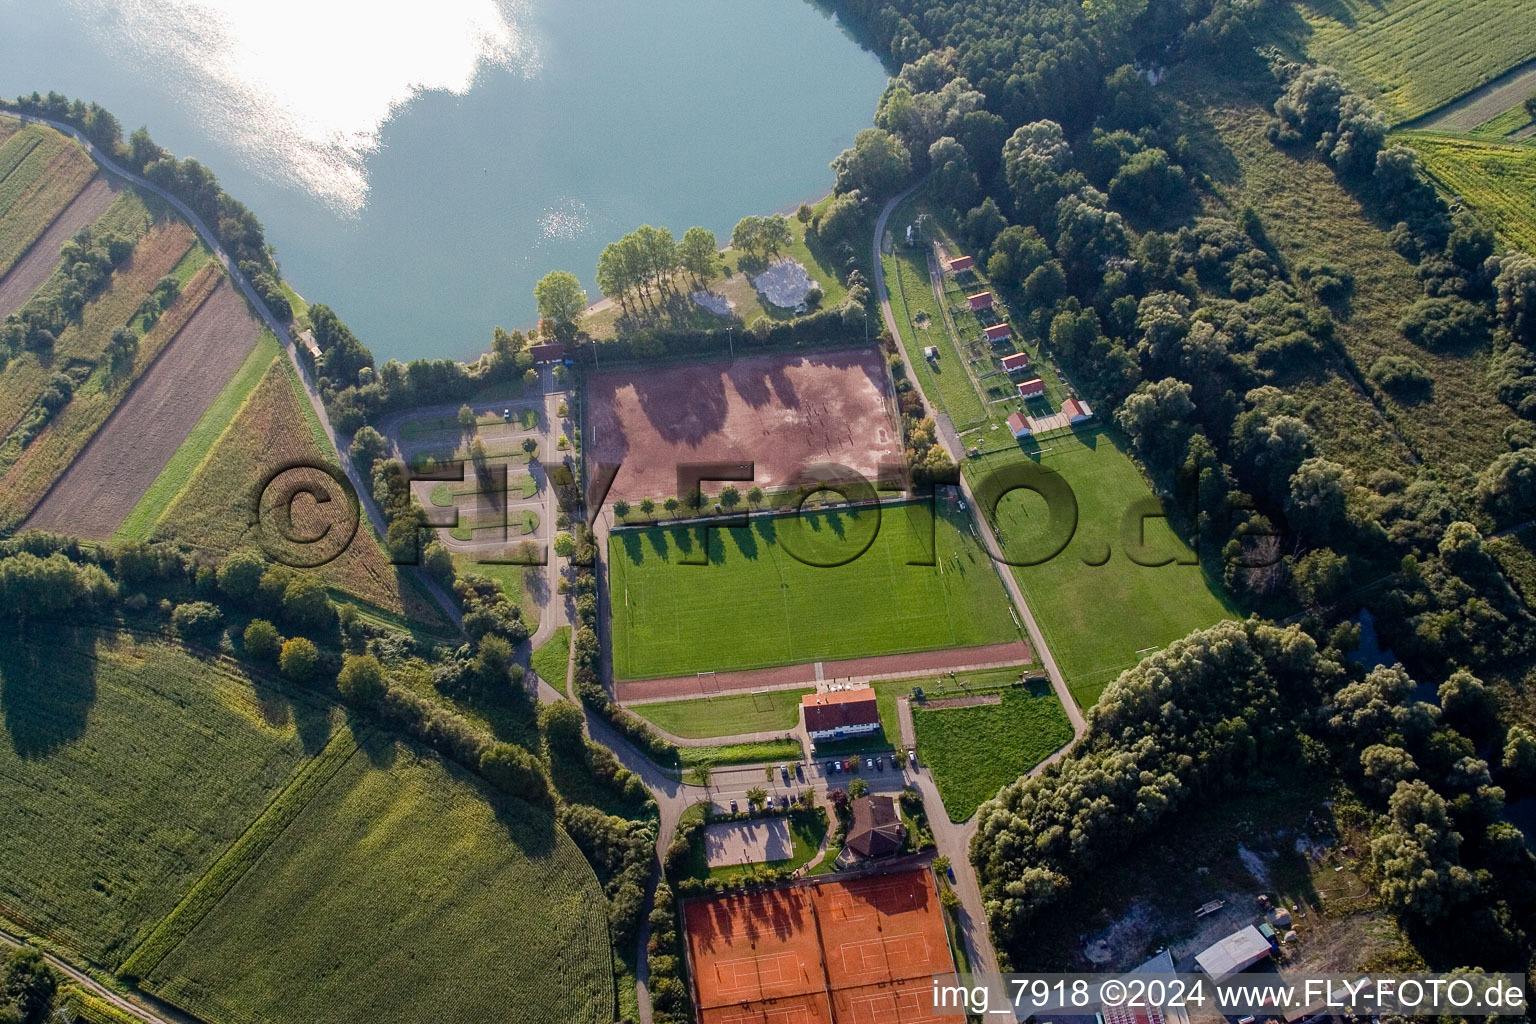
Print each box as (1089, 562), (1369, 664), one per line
(0, 625), (98, 758)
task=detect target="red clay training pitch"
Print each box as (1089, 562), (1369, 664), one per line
(586, 347), (900, 505)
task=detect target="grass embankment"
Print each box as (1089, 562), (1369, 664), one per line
(632, 688), (812, 739)
(1292, 0), (1536, 124)
(0, 630), (336, 965)
(609, 501), (1019, 680)
(115, 334), (280, 541)
(677, 738), (804, 770)
(912, 680), (1075, 822)
(142, 734), (614, 1024)
(530, 626), (571, 693)
(1404, 133), (1536, 253)
(160, 357), (453, 633)
(969, 428), (1234, 706)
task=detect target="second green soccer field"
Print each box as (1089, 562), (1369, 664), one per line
(608, 502), (1020, 679)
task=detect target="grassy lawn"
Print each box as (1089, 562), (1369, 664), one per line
(115, 333), (280, 541)
(1403, 133), (1536, 252)
(684, 809), (828, 881)
(430, 474), (537, 505)
(913, 684), (1074, 822)
(677, 738), (804, 770)
(141, 731), (615, 1024)
(1290, 0), (1536, 124)
(530, 626), (571, 693)
(968, 428), (1234, 707)
(883, 237), (988, 430)
(609, 501), (1020, 679)
(0, 629), (338, 966)
(453, 556), (537, 627)
(631, 687), (810, 739)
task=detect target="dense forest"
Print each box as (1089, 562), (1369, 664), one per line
(815, 0), (1536, 975)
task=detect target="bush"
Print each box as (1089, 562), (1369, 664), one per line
(171, 600), (223, 638)
(243, 618), (281, 661)
(1369, 355), (1432, 401)
(337, 653), (387, 704)
(279, 636), (320, 680)
(479, 742), (550, 807)
(1399, 297), (1491, 351)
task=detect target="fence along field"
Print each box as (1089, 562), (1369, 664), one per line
(1296, 0), (1536, 124)
(608, 500), (1019, 679)
(142, 733), (614, 1024)
(0, 630), (337, 965)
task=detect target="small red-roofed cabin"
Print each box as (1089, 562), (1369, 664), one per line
(1017, 377), (1046, 399)
(947, 255), (974, 273)
(1063, 398), (1095, 422)
(1007, 412), (1032, 438)
(967, 291), (993, 311)
(1001, 351), (1030, 373)
(984, 322), (1011, 343)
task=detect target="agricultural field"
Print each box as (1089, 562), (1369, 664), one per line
(0, 177), (119, 312)
(969, 429), (1234, 706)
(1291, 0), (1536, 123)
(1403, 133), (1536, 253)
(608, 500), (1020, 679)
(115, 333), (281, 541)
(158, 357), (453, 632)
(631, 687), (813, 739)
(0, 629), (337, 965)
(21, 270), (266, 539)
(1174, 65), (1515, 477)
(141, 733), (614, 1024)
(912, 678), (1074, 822)
(0, 122), (97, 266)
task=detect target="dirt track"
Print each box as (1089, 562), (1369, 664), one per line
(616, 640), (1034, 702)
(587, 347), (901, 504)
(0, 176), (118, 317)
(26, 279), (262, 538)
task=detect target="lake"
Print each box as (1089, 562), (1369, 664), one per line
(0, 0), (888, 361)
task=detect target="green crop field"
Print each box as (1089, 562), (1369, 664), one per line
(143, 733), (613, 1024)
(608, 501), (1020, 679)
(1296, 0), (1536, 123)
(1405, 133), (1536, 252)
(0, 629), (337, 965)
(912, 679), (1074, 822)
(969, 429), (1234, 707)
(632, 687), (812, 739)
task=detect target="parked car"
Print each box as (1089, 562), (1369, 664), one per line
(502, 408), (511, 422)
(845, 758), (856, 772)
(908, 750), (918, 768)
(946, 864), (956, 883)
(865, 757), (875, 771)
(729, 800), (738, 813)
(829, 761), (840, 774)
(779, 794), (789, 810)
(780, 764), (790, 781)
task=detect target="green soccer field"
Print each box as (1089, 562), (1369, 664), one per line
(969, 428), (1236, 707)
(608, 502), (1021, 679)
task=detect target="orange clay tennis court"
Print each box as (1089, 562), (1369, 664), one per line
(682, 867), (963, 1024)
